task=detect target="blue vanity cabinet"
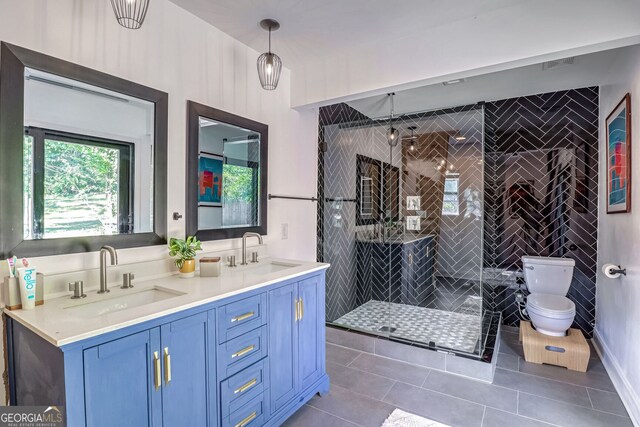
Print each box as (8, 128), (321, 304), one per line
(83, 329), (162, 427)
(7, 269), (329, 427)
(160, 311), (212, 427)
(82, 311), (212, 427)
(268, 283), (299, 412)
(268, 275), (326, 417)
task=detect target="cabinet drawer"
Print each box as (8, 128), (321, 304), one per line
(217, 325), (268, 380)
(217, 294), (267, 344)
(222, 393), (267, 427)
(220, 358), (269, 417)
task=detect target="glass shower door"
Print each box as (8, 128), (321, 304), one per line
(386, 106), (486, 357)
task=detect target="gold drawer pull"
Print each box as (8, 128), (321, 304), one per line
(231, 311), (255, 322)
(235, 411), (257, 427)
(232, 344), (255, 358)
(153, 351), (161, 391)
(234, 378), (257, 394)
(300, 298), (304, 320)
(164, 347), (171, 384)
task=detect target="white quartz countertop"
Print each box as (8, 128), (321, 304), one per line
(4, 258), (329, 347)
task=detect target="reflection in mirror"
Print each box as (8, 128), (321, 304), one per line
(197, 117), (261, 230)
(23, 68), (155, 240)
(186, 101), (267, 241)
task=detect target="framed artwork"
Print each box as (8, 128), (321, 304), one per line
(198, 153), (223, 207)
(606, 93), (632, 214)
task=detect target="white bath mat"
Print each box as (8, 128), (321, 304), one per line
(382, 409), (450, 427)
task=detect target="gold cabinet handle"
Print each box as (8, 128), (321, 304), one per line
(232, 311), (255, 323)
(164, 347), (171, 384)
(234, 378), (257, 394)
(294, 299), (299, 322)
(232, 344), (255, 358)
(300, 298), (304, 320)
(153, 351), (161, 391)
(235, 411), (257, 427)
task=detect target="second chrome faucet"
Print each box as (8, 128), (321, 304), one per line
(99, 245), (118, 294)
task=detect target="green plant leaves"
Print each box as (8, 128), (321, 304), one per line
(168, 235), (203, 267)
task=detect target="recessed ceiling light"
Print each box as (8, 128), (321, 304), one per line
(443, 79), (465, 86)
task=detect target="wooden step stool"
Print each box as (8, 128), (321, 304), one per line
(519, 321), (590, 372)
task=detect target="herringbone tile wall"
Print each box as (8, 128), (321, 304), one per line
(484, 87), (599, 336)
(318, 86), (599, 340)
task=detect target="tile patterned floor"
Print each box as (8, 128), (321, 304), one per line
(333, 300), (481, 353)
(283, 327), (632, 427)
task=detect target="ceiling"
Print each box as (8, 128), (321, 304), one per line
(347, 46), (627, 119)
(168, 0), (525, 71)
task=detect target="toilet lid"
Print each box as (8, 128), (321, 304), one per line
(527, 293), (575, 318)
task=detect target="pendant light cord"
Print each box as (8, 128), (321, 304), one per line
(268, 27), (272, 54)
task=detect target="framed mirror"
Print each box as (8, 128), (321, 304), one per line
(0, 43), (168, 257)
(186, 101), (268, 240)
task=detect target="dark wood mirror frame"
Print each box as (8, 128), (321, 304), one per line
(0, 42), (168, 257)
(186, 101), (268, 241)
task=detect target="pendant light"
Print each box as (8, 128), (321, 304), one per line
(111, 0), (150, 30)
(257, 19), (283, 90)
(387, 93), (399, 146)
(407, 126), (417, 151)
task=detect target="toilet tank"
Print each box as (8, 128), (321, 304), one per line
(521, 256), (575, 295)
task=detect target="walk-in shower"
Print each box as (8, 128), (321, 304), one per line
(318, 102), (492, 358)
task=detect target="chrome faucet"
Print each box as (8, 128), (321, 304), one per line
(99, 246), (118, 294)
(241, 232), (263, 265)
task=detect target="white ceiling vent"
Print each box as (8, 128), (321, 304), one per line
(542, 57), (575, 70)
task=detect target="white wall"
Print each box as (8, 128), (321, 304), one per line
(0, 0), (319, 272)
(0, 0), (319, 404)
(595, 44), (640, 425)
(291, 0), (640, 108)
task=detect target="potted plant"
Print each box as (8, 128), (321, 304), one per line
(168, 236), (203, 278)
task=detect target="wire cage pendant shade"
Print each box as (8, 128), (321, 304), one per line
(111, 0), (150, 30)
(257, 19), (282, 90)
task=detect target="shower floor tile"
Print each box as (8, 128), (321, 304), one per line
(333, 300), (481, 354)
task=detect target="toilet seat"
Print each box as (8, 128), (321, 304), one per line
(527, 293), (575, 318)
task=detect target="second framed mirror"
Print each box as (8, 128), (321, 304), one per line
(186, 101), (268, 240)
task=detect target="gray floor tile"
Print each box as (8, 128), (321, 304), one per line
(518, 360), (616, 392)
(422, 370), (517, 413)
(496, 352), (519, 371)
(493, 368), (591, 408)
(348, 352), (430, 386)
(327, 343), (361, 366)
(308, 383), (395, 426)
(327, 327), (376, 353)
(518, 393), (634, 427)
(588, 388), (630, 417)
(374, 339), (446, 370)
(382, 382), (485, 427)
(282, 404), (358, 427)
(499, 335), (525, 358)
(482, 407), (554, 427)
(327, 362), (396, 400)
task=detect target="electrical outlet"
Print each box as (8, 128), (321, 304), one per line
(281, 223), (288, 240)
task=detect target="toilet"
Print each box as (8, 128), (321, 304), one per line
(522, 256), (576, 337)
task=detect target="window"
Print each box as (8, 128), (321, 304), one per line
(221, 157), (259, 228)
(442, 176), (460, 216)
(24, 128), (134, 239)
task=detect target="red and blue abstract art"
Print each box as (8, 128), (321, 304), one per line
(606, 93), (631, 213)
(198, 153), (223, 206)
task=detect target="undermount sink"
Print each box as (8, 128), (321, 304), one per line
(64, 287), (185, 318)
(242, 261), (300, 276)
